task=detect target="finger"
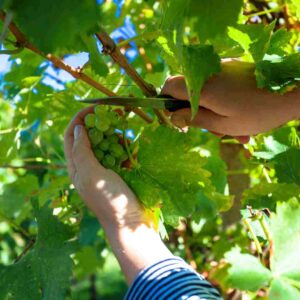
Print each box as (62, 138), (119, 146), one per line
(161, 76), (188, 100)
(171, 108), (230, 134)
(72, 125), (105, 174)
(64, 106), (95, 176)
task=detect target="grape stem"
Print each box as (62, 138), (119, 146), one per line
(0, 10), (153, 124)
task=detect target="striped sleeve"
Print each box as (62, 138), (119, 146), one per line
(124, 257), (223, 300)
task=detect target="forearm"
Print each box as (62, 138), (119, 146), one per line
(102, 221), (174, 285)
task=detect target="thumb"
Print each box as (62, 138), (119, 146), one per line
(72, 125), (97, 167)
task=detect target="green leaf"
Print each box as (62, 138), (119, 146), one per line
(254, 136), (288, 160)
(181, 45), (221, 118)
(228, 22), (276, 62)
(0, 175), (39, 218)
(122, 126), (229, 226)
(273, 148), (300, 185)
(161, 0), (186, 44)
(267, 28), (292, 56)
(74, 246), (103, 279)
(270, 201), (300, 281)
(189, 0), (243, 42)
(10, 0), (100, 53)
(255, 53), (300, 91)
(242, 182), (300, 211)
(249, 21), (276, 62)
(225, 247), (272, 291)
(269, 278), (300, 300)
(81, 35), (109, 77)
(0, 205), (76, 300)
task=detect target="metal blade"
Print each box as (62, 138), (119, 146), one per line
(77, 97), (169, 109)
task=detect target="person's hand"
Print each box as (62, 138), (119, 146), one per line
(162, 60), (300, 140)
(64, 107), (148, 229)
(64, 107), (173, 285)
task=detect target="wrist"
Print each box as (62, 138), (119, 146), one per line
(103, 221), (173, 285)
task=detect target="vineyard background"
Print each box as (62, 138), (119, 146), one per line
(0, 0), (300, 299)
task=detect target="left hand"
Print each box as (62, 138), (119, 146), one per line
(64, 107), (148, 229)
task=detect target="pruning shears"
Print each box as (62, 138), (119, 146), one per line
(77, 95), (191, 112)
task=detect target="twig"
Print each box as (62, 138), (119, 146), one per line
(0, 164), (66, 170)
(96, 31), (172, 126)
(96, 31), (156, 96)
(0, 47), (23, 55)
(0, 11), (151, 124)
(177, 221), (197, 270)
(14, 239), (35, 263)
(243, 218), (262, 255)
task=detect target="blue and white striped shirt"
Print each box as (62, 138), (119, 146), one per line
(125, 257), (222, 300)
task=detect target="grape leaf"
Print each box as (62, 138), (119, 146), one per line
(249, 21), (276, 62)
(273, 148), (300, 185)
(123, 126), (231, 226)
(225, 247), (272, 291)
(74, 246), (103, 279)
(181, 45), (221, 118)
(228, 22), (276, 62)
(0, 205), (76, 300)
(189, 0), (243, 42)
(242, 182), (300, 211)
(0, 175), (38, 218)
(269, 278), (300, 300)
(81, 35), (109, 77)
(10, 0), (100, 53)
(254, 136), (288, 160)
(267, 28), (292, 56)
(161, 0), (186, 44)
(255, 53), (300, 91)
(226, 202), (300, 294)
(270, 201), (300, 281)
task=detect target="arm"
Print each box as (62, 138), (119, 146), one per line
(64, 108), (222, 299)
(162, 60), (300, 136)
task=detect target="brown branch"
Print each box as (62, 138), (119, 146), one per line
(0, 10), (152, 124)
(14, 239), (35, 263)
(96, 31), (173, 126)
(0, 164), (66, 170)
(96, 31), (156, 97)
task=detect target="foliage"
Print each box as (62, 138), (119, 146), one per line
(0, 0), (300, 299)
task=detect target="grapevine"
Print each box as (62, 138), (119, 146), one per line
(0, 0), (300, 299)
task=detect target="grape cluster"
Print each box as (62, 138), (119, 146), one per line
(84, 106), (128, 169)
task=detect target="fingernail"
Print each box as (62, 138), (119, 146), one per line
(74, 125), (82, 139)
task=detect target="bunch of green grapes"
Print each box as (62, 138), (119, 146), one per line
(84, 106), (129, 169)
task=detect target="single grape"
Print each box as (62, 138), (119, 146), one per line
(88, 128), (103, 145)
(102, 154), (116, 168)
(109, 143), (124, 158)
(95, 117), (110, 132)
(107, 134), (119, 144)
(108, 111), (120, 126)
(84, 113), (96, 128)
(99, 139), (110, 151)
(119, 152), (129, 162)
(94, 105), (106, 116)
(104, 126), (115, 136)
(94, 149), (104, 161)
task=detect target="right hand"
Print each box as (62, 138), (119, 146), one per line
(162, 60), (300, 138)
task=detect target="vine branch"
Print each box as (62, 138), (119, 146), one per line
(14, 239), (35, 263)
(96, 31), (173, 126)
(0, 10), (152, 123)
